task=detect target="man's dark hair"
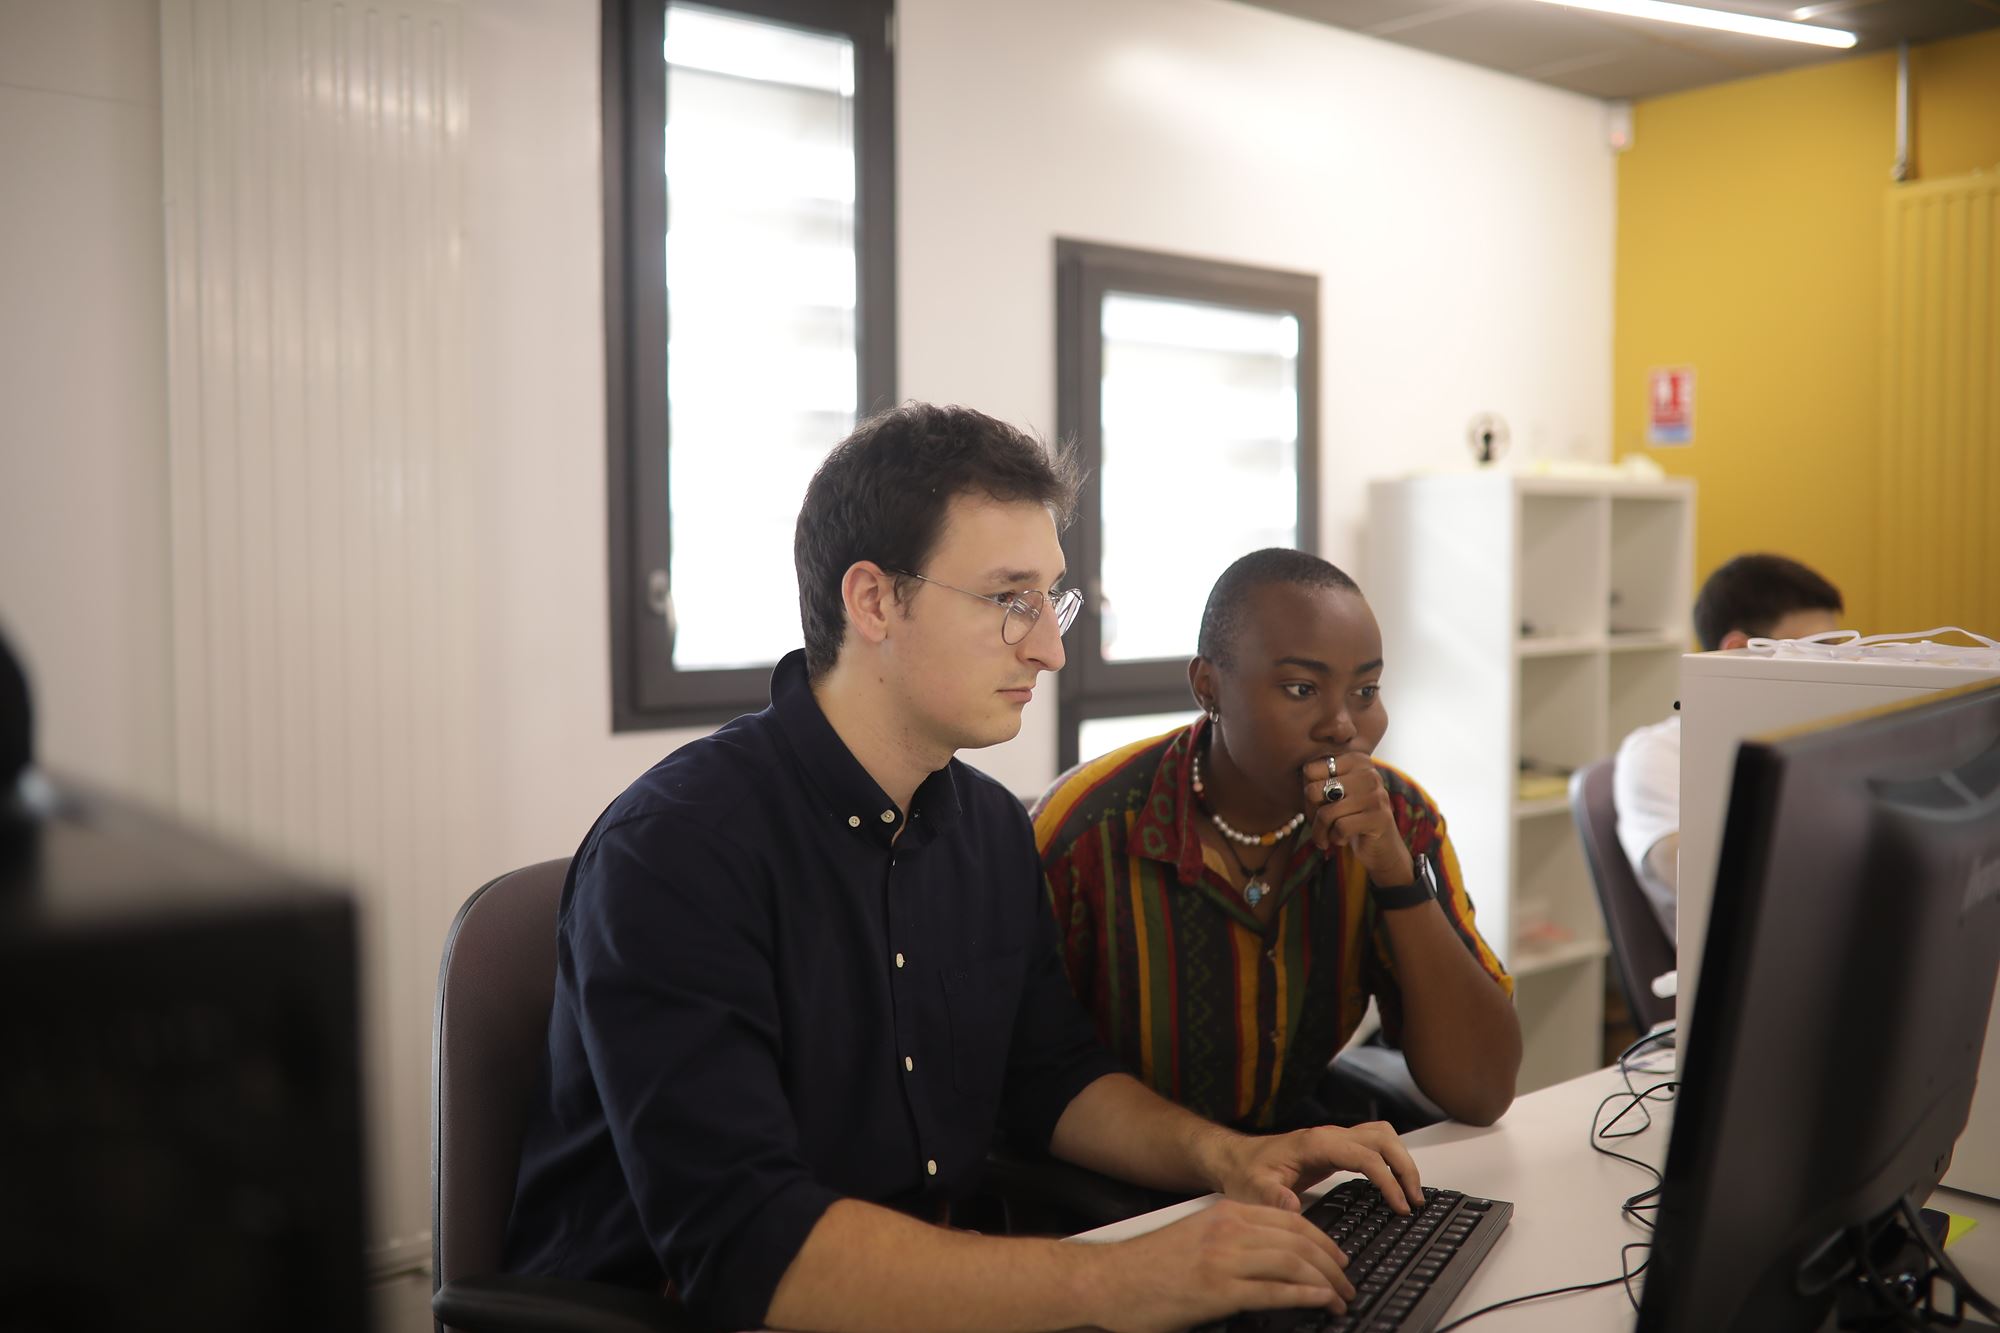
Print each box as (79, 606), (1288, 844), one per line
(794, 403), (1079, 680)
(1196, 548), (1361, 670)
(1692, 553), (1843, 651)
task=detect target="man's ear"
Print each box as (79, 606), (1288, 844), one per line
(1719, 629), (1751, 651)
(841, 561), (900, 647)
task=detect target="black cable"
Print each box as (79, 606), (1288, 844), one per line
(1899, 1194), (2000, 1326)
(1432, 1250), (1648, 1333)
(1435, 1029), (1679, 1329)
(1850, 1215), (1940, 1332)
(1816, 1193), (2000, 1331)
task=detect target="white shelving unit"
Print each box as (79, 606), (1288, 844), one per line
(1365, 472), (1694, 1093)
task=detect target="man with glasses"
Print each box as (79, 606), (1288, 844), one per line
(505, 404), (1423, 1332)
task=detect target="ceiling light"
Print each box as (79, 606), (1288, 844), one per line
(1523, 0), (1859, 48)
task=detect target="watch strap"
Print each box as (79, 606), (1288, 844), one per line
(1370, 855), (1438, 910)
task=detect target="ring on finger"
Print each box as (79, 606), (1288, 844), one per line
(1321, 776), (1345, 804)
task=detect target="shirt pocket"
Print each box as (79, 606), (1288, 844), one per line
(940, 948), (1026, 1104)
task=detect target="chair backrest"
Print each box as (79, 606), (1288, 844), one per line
(1569, 759), (1676, 1033)
(431, 858), (570, 1304)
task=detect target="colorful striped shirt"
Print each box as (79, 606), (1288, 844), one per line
(1031, 718), (1512, 1131)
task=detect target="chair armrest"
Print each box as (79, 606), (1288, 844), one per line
(1325, 1046), (1447, 1134)
(980, 1146), (1190, 1234)
(433, 1274), (709, 1333)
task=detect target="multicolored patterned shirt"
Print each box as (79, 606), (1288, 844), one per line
(1031, 718), (1512, 1131)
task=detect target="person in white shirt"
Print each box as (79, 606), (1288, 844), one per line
(1613, 554), (1843, 938)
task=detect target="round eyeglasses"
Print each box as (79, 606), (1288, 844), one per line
(892, 570), (1084, 646)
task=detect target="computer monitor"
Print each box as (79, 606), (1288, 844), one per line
(0, 782), (369, 1332)
(1639, 678), (2000, 1331)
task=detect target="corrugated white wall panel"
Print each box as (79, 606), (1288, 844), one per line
(161, 0), (471, 1269)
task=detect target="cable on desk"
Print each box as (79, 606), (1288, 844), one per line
(1431, 1246), (1650, 1333)
(1433, 1029), (1678, 1331)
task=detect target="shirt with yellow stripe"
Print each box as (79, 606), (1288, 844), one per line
(1030, 717), (1511, 1131)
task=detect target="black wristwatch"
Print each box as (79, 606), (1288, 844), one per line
(1370, 854), (1439, 911)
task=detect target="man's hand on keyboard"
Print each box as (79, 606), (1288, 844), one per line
(1087, 1199), (1355, 1332)
(1214, 1119), (1422, 1216)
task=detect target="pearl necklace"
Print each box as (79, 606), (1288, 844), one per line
(1189, 746), (1305, 847)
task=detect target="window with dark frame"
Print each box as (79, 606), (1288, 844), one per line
(605, 0), (896, 731)
(1055, 240), (1320, 772)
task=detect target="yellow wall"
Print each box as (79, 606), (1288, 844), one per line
(1916, 27), (2000, 180)
(1613, 29), (2000, 634)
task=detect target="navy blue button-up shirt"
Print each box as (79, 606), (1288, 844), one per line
(502, 651), (1118, 1328)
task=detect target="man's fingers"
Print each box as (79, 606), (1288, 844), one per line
(1235, 1249), (1350, 1308)
(1347, 1120), (1423, 1205)
(1261, 1208), (1356, 1298)
(1231, 1206), (1353, 1279)
(1347, 1148), (1411, 1214)
(1228, 1279), (1340, 1315)
(1380, 1139), (1424, 1206)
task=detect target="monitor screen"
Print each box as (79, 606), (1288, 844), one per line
(1639, 678), (2000, 1331)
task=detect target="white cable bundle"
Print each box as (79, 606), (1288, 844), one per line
(1743, 627), (2000, 669)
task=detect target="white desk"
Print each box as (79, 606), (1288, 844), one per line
(1074, 1062), (2000, 1330)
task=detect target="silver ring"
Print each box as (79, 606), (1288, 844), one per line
(1321, 776), (1345, 804)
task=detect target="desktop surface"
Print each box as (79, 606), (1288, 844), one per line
(1075, 1063), (2000, 1331)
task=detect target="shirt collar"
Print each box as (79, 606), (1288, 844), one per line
(1132, 717), (1212, 885)
(768, 649), (964, 843)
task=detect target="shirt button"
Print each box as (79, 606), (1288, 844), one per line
(903, 1056), (914, 1072)
(895, 952), (905, 968)
(847, 815), (861, 828)
(926, 1159), (938, 1176)
(880, 809), (896, 823)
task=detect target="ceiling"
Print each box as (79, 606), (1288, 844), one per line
(1235, 0), (2000, 100)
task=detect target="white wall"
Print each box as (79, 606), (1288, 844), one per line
(898, 0), (1616, 792)
(460, 0), (692, 877)
(0, 0), (174, 808)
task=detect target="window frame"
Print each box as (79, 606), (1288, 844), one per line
(605, 0), (897, 731)
(1054, 239), (1321, 771)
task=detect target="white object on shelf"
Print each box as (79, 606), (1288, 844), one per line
(1367, 471), (1694, 1093)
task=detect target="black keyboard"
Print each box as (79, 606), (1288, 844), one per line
(1202, 1179), (1513, 1333)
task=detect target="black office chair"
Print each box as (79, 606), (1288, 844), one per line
(431, 859), (700, 1333)
(1569, 758), (1676, 1033)
(1318, 1035), (1447, 1135)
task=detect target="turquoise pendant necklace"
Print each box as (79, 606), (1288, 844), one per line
(1219, 834), (1280, 908)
